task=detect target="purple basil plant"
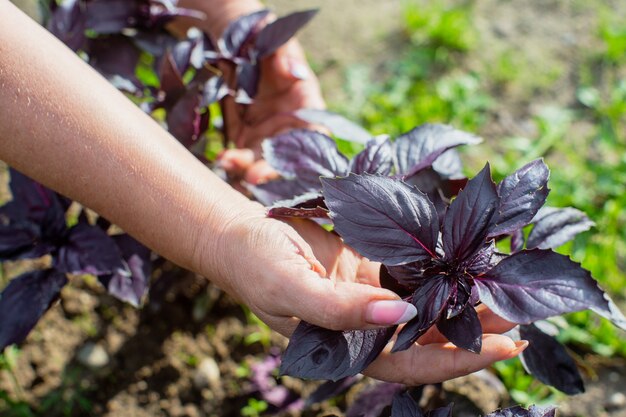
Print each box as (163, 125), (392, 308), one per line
(0, 169), (151, 350)
(269, 128), (626, 395)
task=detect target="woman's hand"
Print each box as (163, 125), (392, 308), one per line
(218, 39), (326, 185)
(205, 210), (526, 385)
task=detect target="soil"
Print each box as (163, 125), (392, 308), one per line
(2, 1), (626, 417)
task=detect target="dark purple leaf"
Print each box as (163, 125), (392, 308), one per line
(510, 229), (525, 253)
(442, 164), (498, 262)
(87, 36), (142, 93)
(391, 391), (424, 417)
(255, 9), (319, 58)
(486, 405), (557, 417)
(526, 207), (595, 250)
(166, 88), (207, 147)
(263, 129), (349, 182)
(280, 321), (395, 381)
(219, 9), (270, 58)
(394, 124), (481, 178)
(85, 0), (138, 34)
(518, 323), (584, 394)
(489, 159), (550, 237)
(201, 76), (230, 106)
(98, 234), (151, 307)
(464, 241), (497, 276)
(56, 223), (125, 276)
(322, 175), (439, 265)
(47, 0), (87, 51)
(437, 303), (482, 353)
(237, 61), (260, 97)
(393, 276), (453, 352)
(159, 52), (186, 101)
(305, 376), (359, 407)
(346, 382), (404, 417)
(267, 193), (329, 219)
(292, 109), (371, 143)
(249, 177), (315, 206)
(426, 406), (454, 417)
(0, 170), (68, 261)
(474, 249), (616, 324)
(0, 269), (68, 350)
(380, 264), (417, 297)
(349, 136), (393, 175)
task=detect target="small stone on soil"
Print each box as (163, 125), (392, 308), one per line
(77, 342), (109, 369)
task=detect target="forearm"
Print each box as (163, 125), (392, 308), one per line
(175, 0), (265, 39)
(0, 2), (260, 282)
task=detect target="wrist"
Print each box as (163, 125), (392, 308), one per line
(192, 194), (267, 296)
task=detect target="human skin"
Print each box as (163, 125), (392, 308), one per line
(0, 1), (525, 385)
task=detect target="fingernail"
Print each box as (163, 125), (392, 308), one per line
(366, 300), (417, 325)
(289, 60), (309, 80)
(512, 340), (529, 353)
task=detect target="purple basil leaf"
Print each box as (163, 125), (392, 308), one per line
(510, 229), (525, 253)
(427, 406), (454, 417)
(305, 376), (359, 407)
(201, 76), (230, 106)
(322, 175), (439, 265)
(268, 193), (329, 219)
(391, 391), (424, 417)
(85, 0), (138, 34)
(55, 223), (125, 276)
(87, 36), (142, 93)
(249, 177), (315, 206)
(263, 129), (349, 181)
(0, 269), (68, 350)
(292, 109), (371, 144)
(486, 405), (557, 417)
(442, 163), (498, 262)
(394, 124), (481, 178)
(518, 323), (584, 394)
(98, 234), (151, 307)
(166, 88), (207, 147)
(0, 170), (68, 261)
(380, 265), (415, 297)
(219, 9), (270, 58)
(159, 52), (186, 101)
(489, 159), (550, 237)
(349, 136), (393, 175)
(133, 30), (178, 57)
(464, 241), (497, 276)
(393, 276), (453, 352)
(47, 0), (87, 51)
(279, 321), (395, 381)
(475, 249), (617, 324)
(437, 304), (482, 353)
(237, 61), (260, 97)
(255, 9), (319, 58)
(346, 382), (405, 417)
(526, 207), (595, 250)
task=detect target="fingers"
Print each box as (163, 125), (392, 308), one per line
(265, 269), (418, 332)
(364, 334), (528, 386)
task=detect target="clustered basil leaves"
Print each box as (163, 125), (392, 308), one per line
(0, 169), (151, 350)
(249, 124), (625, 400)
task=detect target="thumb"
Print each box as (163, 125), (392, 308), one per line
(271, 270), (417, 331)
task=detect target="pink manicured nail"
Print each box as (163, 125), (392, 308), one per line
(513, 340), (529, 353)
(289, 60), (309, 80)
(366, 300), (417, 325)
